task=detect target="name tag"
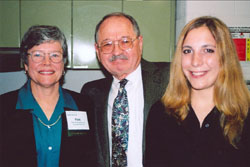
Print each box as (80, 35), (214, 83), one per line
(65, 111), (89, 130)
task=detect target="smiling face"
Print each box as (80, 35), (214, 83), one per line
(95, 16), (143, 80)
(25, 41), (64, 89)
(181, 26), (220, 92)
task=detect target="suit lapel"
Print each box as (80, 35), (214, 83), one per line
(96, 78), (113, 166)
(141, 59), (165, 159)
(141, 59), (163, 119)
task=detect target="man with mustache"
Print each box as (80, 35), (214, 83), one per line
(81, 12), (170, 167)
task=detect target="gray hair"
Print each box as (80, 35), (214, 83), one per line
(94, 12), (141, 43)
(20, 25), (68, 65)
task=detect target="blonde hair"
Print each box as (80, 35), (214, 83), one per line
(162, 16), (250, 148)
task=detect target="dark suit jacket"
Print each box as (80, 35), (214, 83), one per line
(81, 59), (170, 167)
(0, 88), (97, 167)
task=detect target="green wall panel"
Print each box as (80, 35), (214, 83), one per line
(20, 1), (72, 67)
(0, 0), (176, 70)
(123, 1), (175, 62)
(73, 1), (122, 69)
(0, 1), (20, 47)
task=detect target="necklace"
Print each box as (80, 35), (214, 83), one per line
(37, 115), (61, 129)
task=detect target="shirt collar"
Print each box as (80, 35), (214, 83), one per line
(61, 88), (78, 110)
(112, 64), (142, 88)
(16, 79), (37, 110)
(16, 79), (78, 111)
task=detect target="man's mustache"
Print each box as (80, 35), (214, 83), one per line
(109, 55), (128, 62)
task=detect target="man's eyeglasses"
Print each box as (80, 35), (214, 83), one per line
(98, 37), (138, 54)
(28, 50), (63, 63)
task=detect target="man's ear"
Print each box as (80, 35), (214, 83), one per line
(138, 35), (143, 52)
(95, 43), (101, 61)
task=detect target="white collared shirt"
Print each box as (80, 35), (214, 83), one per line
(108, 64), (144, 167)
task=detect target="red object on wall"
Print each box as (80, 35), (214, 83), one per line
(233, 38), (246, 61)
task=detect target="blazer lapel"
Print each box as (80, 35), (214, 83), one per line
(7, 109), (37, 166)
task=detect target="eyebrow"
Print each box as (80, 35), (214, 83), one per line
(29, 50), (62, 53)
(101, 36), (132, 42)
(182, 45), (192, 49)
(202, 44), (216, 48)
(182, 44), (216, 49)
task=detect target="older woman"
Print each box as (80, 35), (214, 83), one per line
(0, 25), (96, 166)
(145, 16), (250, 167)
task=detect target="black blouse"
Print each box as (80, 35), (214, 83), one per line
(145, 100), (250, 167)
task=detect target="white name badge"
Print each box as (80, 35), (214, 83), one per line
(65, 111), (90, 130)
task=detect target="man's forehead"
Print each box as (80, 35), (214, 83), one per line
(98, 17), (135, 41)
(102, 16), (130, 25)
